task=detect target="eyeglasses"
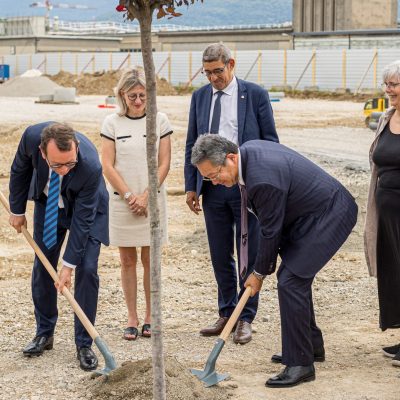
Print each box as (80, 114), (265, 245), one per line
(126, 93), (146, 102)
(48, 161), (78, 170)
(203, 165), (223, 182)
(381, 82), (400, 90)
(46, 148), (79, 170)
(202, 64), (228, 78)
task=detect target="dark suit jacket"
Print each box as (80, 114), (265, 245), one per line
(240, 140), (358, 278)
(184, 78), (278, 196)
(9, 121), (109, 266)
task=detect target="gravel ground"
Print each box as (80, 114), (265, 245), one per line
(0, 96), (398, 400)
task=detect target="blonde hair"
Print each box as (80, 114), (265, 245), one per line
(116, 67), (146, 116)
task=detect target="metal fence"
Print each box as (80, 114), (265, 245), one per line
(1, 48), (399, 92)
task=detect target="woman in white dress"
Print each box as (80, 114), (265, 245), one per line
(101, 68), (172, 340)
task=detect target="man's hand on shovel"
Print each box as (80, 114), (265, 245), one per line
(55, 266), (73, 294)
(9, 214), (27, 233)
(244, 272), (264, 296)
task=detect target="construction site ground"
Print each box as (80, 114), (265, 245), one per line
(0, 95), (398, 400)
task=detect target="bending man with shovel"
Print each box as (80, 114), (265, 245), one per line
(191, 134), (357, 388)
(8, 122), (109, 371)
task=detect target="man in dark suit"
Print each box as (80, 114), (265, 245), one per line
(8, 122), (109, 371)
(191, 134), (358, 388)
(184, 43), (278, 344)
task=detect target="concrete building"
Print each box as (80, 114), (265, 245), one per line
(120, 26), (292, 52)
(0, 17), (121, 55)
(0, 0), (399, 55)
(293, 0), (398, 32)
(0, 17), (293, 54)
(292, 0), (400, 49)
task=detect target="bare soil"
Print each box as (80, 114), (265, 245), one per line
(48, 70), (177, 96)
(0, 96), (398, 400)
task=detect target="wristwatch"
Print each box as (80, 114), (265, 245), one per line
(123, 191), (132, 201)
(252, 270), (267, 281)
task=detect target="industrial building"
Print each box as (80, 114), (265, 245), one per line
(0, 0), (399, 54)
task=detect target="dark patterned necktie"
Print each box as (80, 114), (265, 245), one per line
(239, 184), (248, 279)
(210, 91), (224, 133)
(43, 170), (60, 249)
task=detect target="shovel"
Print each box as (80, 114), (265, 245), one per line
(191, 285), (252, 387)
(0, 191), (117, 376)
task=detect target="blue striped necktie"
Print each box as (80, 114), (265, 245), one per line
(43, 170), (60, 249)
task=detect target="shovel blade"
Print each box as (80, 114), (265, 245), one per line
(191, 368), (230, 387)
(190, 338), (226, 385)
(90, 336), (118, 378)
(203, 371), (230, 387)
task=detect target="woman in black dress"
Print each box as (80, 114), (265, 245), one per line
(365, 60), (400, 368)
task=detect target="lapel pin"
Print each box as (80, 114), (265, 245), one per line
(241, 95), (245, 99)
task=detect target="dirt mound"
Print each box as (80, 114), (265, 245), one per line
(283, 89), (378, 103)
(89, 357), (227, 400)
(49, 70), (177, 96)
(0, 75), (60, 97)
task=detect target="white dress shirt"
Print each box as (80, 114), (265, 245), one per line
(238, 149), (245, 185)
(209, 77), (239, 145)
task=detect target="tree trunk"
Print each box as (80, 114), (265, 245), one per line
(138, 6), (166, 400)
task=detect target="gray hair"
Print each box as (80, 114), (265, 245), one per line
(202, 43), (232, 64)
(116, 67), (146, 116)
(191, 134), (238, 166)
(40, 123), (79, 155)
(382, 60), (400, 82)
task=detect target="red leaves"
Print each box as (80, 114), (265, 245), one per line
(118, 1), (203, 20)
(116, 0), (127, 12)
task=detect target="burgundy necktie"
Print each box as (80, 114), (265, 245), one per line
(239, 184), (248, 279)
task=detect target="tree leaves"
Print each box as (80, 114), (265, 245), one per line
(123, 0), (203, 21)
(156, 2), (183, 20)
(156, 6), (167, 18)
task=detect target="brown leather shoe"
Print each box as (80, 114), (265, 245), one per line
(200, 317), (229, 336)
(232, 320), (252, 344)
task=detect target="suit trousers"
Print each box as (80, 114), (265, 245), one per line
(32, 200), (100, 348)
(277, 263), (324, 366)
(202, 182), (259, 323)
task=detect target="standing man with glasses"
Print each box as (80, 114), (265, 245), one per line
(8, 122), (109, 371)
(184, 42), (278, 344)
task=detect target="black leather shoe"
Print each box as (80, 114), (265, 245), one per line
(266, 365), (315, 388)
(23, 336), (54, 357)
(271, 345), (325, 364)
(382, 343), (400, 358)
(77, 346), (98, 371)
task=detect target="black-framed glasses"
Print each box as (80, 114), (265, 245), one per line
(201, 63), (228, 78)
(46, 148), (79, 170)
(203, 165), (223, 182)
(126, 93), (146, 101)
(381, 82), (400, 90)
(48, 161), (78, 170)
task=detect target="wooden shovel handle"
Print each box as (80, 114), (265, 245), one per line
(0, 191), (99, 341)
(219, 286), (252, 342)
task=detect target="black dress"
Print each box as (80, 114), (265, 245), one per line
(372, 124), (400, 330)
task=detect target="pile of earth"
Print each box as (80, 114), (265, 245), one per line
(88, 357), (228, 400)
(0, 75), (61, 97)
(283, 89), (380, 102)
(48, 70), (177, 96)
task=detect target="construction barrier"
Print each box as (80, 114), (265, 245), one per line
(1, 48), (398, 92)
